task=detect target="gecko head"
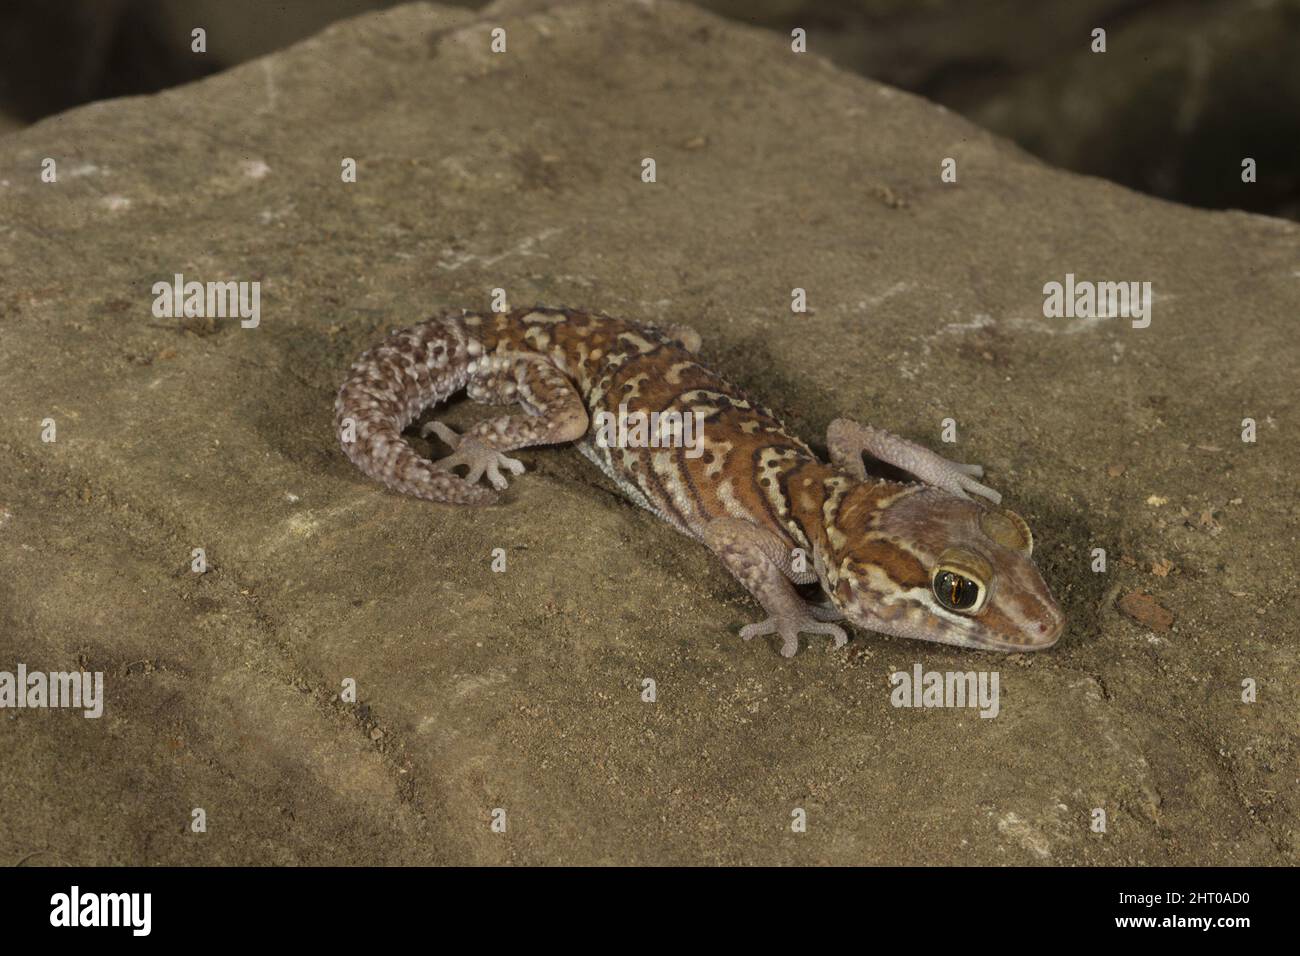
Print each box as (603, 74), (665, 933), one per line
(819, 484), (1065, 652)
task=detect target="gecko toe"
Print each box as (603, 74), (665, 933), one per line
(803, 620), (848, 649)
(961, 475), (1002, 504)
(485, 453), (526, 488)
(739, 614), (848, 656)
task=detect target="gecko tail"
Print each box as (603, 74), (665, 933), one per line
(334, 315), (499, 506)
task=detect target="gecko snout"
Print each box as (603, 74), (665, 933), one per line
(1026, 602), (1066, 649)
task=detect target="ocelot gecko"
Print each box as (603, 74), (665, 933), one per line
(335, 308), (1065, 656)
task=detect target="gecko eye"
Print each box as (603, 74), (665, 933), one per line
(932, 569), (984, 613)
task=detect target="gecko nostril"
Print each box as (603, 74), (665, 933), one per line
(1033, 609), (1065, 648)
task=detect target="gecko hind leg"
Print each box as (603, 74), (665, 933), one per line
(826, 417), (1001, 504)
(703, 517), (847, 658)
(422, 422), (524, 491)
(424, 356), (588, 492)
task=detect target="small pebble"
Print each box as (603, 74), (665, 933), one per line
(1117, 591), (1175, 632)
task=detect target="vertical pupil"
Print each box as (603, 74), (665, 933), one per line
(936, 571), (977, 609)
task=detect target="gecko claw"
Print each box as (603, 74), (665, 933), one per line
(425, 423), (525, 491)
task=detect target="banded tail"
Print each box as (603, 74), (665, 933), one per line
(334, 315), (498, 506)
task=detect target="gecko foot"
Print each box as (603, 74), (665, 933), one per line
(740, 612), (848, 659)
(423, 422), (525, 491)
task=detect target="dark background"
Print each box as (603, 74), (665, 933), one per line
(1, 0), (1297, 220)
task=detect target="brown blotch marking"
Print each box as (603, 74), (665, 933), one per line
(775, 457), (831, 543)
(671, 440), (713, 520)
(836, 482), (904, 532)
(738, 443), (801, 539)
(849, 539), (928, 589)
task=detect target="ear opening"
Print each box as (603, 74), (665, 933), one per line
(979, 509), (1033, 556)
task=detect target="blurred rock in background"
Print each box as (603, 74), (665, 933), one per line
(0, 0), (406, 124)
(1, 0), (1296, 219)
(709, 0), (1300, 220)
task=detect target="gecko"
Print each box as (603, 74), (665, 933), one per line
(334, 307), (1065, 656)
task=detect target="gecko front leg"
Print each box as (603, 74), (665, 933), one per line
(703, 517), (847, 657)
(826, 417), (1001, 503)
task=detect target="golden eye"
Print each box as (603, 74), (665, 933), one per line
(933, 570), (983, 612)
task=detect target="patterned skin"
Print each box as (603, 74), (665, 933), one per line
(335, 308), (1065, 656)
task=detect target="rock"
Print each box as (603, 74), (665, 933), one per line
(6, 0), (1298, 218)
(703, 0), (1300, 220)
(1117, 591), (1176, 632)
(0, 0), (1295, 866)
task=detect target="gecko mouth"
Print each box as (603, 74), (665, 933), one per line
(952, 634), (1059, 653)
(972, 615), (1064, 652)
(941, 594), (1066, 652)
(854, 613), (1064, 652)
